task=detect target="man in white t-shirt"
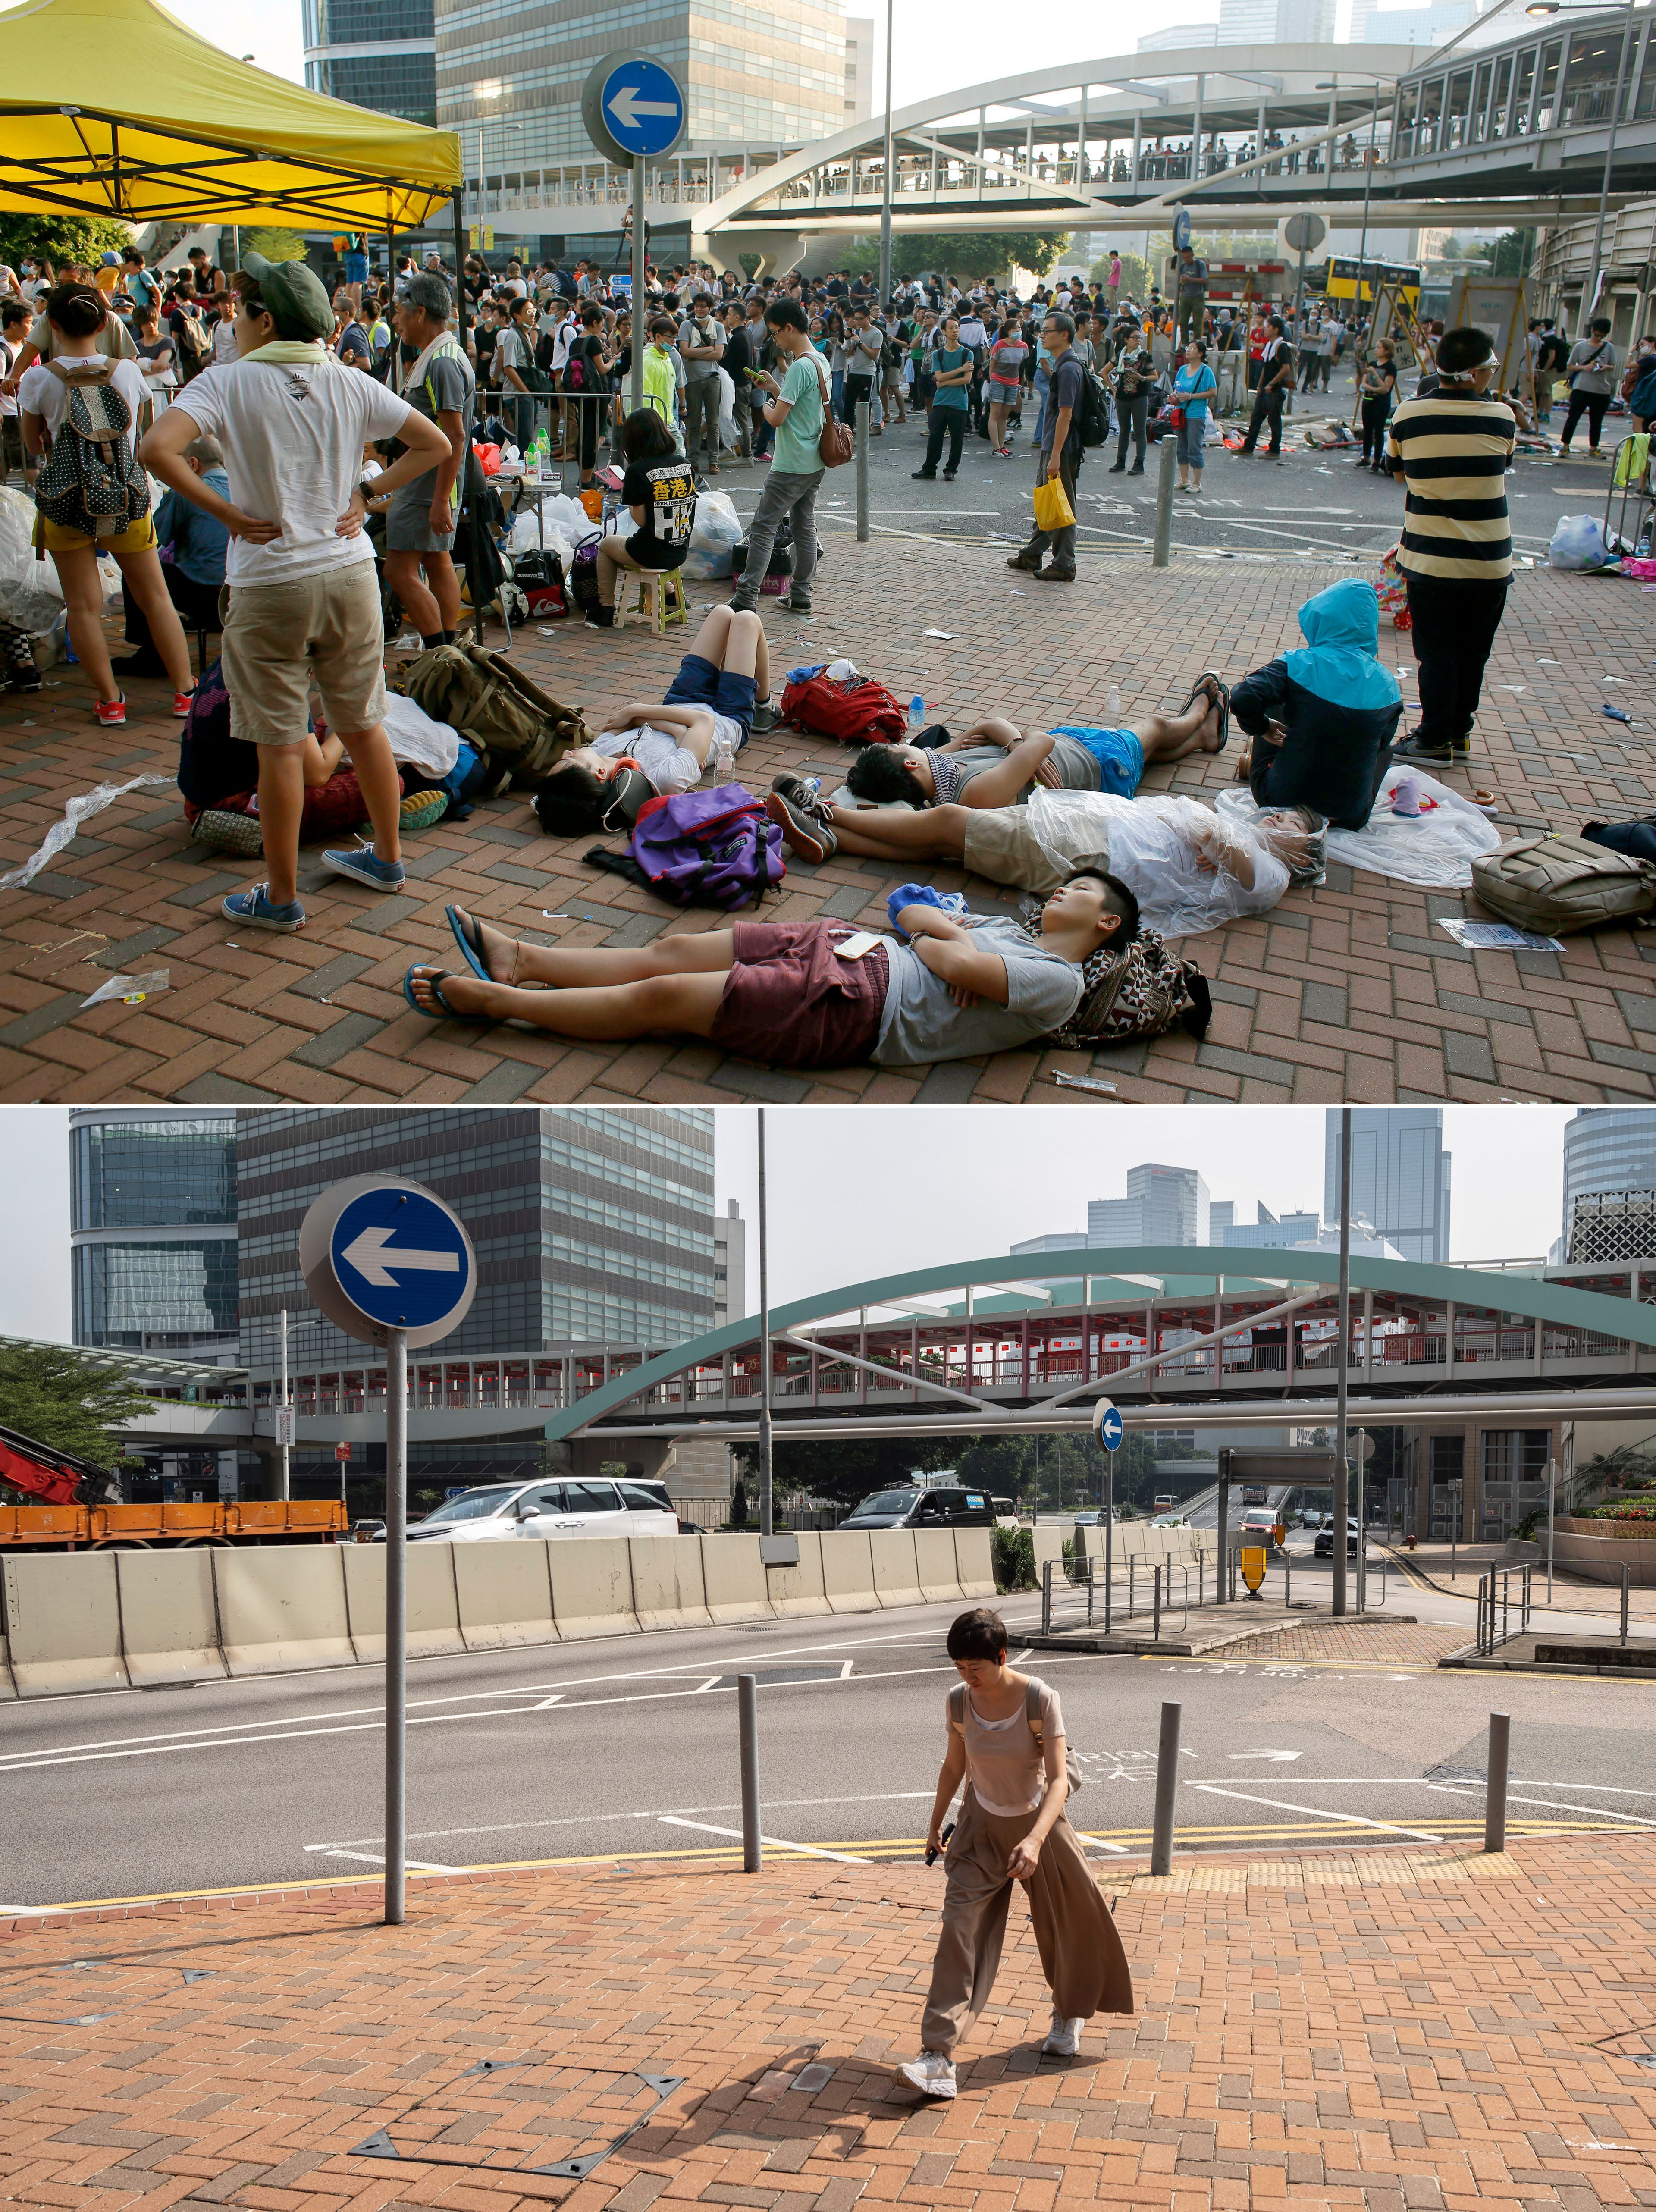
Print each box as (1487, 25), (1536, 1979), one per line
(141, 251), (451, 935)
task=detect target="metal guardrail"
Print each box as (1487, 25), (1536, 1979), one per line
(1475, 1564), (1532, 1656)
(1040, 1550), (1203, 1640)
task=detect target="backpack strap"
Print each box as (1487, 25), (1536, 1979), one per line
(1024, 1677), (1045, 1749)
(947, 1682), (967, 1732)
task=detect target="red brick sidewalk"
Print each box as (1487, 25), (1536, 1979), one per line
(5, 1831), (1656, 2212)
(6, 541), (1656, 1103)
(1189, 1617), (1471, 1665)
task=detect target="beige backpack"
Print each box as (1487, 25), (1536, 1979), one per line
(1470, 833), (1656, 936)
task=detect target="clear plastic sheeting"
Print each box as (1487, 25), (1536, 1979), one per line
(1025, 788), (1291, 939)
(0, 773), (173, 893)
(1216, 765), (1501, 888)
(0, 486), (65, 633)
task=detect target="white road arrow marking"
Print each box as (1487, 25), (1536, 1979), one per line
(1228, 1750), (1302, 1762)
(608, 85), (678, 130)
(341, 1226), (461, 1287)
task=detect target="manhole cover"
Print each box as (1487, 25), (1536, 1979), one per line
(703, 1666), (845, 1690)
(0, 1960), (210, 2027)
(351, 2056), (684, 2179)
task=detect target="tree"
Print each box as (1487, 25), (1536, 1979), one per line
(0, 215), (132, 275)
(0, 1343), (151, 1478)
(729, 1434), (960, 1506)
(844, 230), (1072, 284)
(243, 228), (308, 264)
(1484, 230), (1535, 279)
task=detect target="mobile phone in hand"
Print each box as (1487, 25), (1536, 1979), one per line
(925, 1820), (956, 1867)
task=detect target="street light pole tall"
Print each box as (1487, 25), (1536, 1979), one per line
(1357, 79), (1381, 317)
(878, 0), (895, 300)
(757, 1109), (773, 1538)
(1580, 0), (1636, 335)
(1333, 1106), (1352, 1618)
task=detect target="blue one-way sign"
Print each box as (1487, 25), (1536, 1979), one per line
(582, 50), (686, 165)
(299, 1174), (477, 1348)
(1093, 1400), (1124, 1450)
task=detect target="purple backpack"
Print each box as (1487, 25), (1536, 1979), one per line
(628, 783), (785, 908)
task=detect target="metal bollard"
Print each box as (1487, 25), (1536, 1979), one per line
(856, 400), (870, 541)
(1623, 1562), (1631, 1647)
(738, 1673), (761, 1873)
(1153, 1563), (1162, 1640)
(1041, 1556), (1053, 1635)
(1150, 1701), (1182, 1876)
(1152, 431), (1176, 568)
(1484, 1711), (1510, 1854)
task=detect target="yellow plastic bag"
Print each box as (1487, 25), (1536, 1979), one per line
(1032, 475), (1076, 533)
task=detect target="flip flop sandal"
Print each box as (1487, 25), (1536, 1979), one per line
(403, 965), (490, 1023)
(1179, 668), (1223, 717)
(1211, 678), (1231, 750)
(446, 904), (490, 981)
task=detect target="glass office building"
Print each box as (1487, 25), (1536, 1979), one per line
(235, 1107), (718, 1374)
(439, 0), (850, 176)
(304, 0), (436, 126)
(69, 1110), (240, 1359)
(1559, 1108), (1656, 1261)
(1326, 1107), (1450, 1264)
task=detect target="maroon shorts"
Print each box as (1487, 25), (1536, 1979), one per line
(709, 919), (889, 1067)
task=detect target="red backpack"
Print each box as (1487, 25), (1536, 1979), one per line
(780, 671), (907, 745)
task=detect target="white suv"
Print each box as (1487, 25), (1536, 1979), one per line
(397, 1477), (680, 1544)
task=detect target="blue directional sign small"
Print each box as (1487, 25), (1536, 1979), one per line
(1095, 1401), (1124, 1451)
(600, 58), (684, 156)
(299, 1174), (477, 1348)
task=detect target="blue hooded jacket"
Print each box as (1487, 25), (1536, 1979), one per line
(1231, 578), (1403, 829)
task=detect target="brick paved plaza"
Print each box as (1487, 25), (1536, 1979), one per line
(6, 538), (1656, 1105)
(5, 1826), (1656, 2212)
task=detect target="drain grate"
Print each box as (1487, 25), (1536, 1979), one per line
(0, 1961), (211, 2028)
(1423, 1763), (1486, 1783)
(350, 2055), (685, 2180)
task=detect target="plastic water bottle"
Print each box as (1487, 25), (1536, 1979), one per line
(1106, 683), (1123, 725)
(908, 693), (925, 731)
(713, 731), (735, 780)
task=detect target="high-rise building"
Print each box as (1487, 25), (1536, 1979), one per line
(1326, 1108), (1450, 1263)
(439, 0), (850, 182)
(1138, 23), (1221, 48)
(235, 1108), (718, 1375)
(1215, 0), (1333, 35)
(69, 1111), (240, 1362)
(715, 1200), (746, 1324)
(303, 0), (436, 126)
(1089, 1164), (1211, 1248)
(1223, 1203), (1322, 1250)
(1011, 1233), (1089, 1256)
(843, 14), (874, 122)
(1351, 0), (1478, 45)
(1559, 1109), (1656, 1263)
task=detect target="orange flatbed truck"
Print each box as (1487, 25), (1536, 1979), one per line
(0, 1421), (346, 1549)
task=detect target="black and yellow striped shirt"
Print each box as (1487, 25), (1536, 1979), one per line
(1386, 390), (1516, 581)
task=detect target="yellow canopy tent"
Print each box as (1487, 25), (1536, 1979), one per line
(0, 0), (461, 231)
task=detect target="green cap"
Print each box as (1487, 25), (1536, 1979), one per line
(240, 251), (336, 343)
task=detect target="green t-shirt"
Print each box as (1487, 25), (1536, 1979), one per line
(772, 350), (826, 474)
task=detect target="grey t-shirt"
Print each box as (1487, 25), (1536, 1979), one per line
(929, 737), (1100, 803)
(1566, 337), (1618, 395)
(873, 915), (1084, 1065)
(677, 314), (724, 383)
(393, 341), (476, 517)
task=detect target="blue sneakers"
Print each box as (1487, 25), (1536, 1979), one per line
(221, 884), (305, 932)
(322, 843), (407, 891)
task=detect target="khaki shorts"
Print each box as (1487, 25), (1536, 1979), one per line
(961, 806), (1069, 896)
(221, 564), (386, 748)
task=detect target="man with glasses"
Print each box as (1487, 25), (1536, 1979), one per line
(1008, 311), (1083, 583)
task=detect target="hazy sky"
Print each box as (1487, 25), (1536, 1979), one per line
(164, 0), (1359, 135)
(0, 1105), (1579, 1348)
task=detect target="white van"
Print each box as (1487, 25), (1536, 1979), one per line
(395, 1476), (680, 1544)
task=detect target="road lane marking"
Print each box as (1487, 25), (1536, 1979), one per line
(320, 1850), (464, 1873)
(656, 1817), (868, 1864)
(1429, 1784), (1656, 1829)
(1189, 1784), (1445, 1842)
(304, 1788), (941, 1852)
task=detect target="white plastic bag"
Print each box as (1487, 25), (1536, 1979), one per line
(0, 773), (173, 893)
(1215, 767), (1500, 889)
(0, 484), (64, 633)
(1549, 512), (1610, 569)
(716, 365), (738, 452)
(382, 691), (460, 778)
(681, 487), (743, 579)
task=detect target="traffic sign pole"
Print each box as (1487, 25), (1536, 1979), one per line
(632, 154), (646, 417)
(384, 1328), (407, 1926)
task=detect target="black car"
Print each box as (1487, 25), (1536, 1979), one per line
(841, 1485), (995, 1531)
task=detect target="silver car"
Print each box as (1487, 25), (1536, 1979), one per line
(394, 1476), (680, 1544)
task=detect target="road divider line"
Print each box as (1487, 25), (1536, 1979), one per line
(657, 1816), (869, 1864)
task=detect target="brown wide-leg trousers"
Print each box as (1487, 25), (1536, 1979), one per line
(920, 1789), (1134, 2054)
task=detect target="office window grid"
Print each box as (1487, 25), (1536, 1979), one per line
(71, 1120), (237, 1231)
(307, 55), (436, 119)
(305, 0), (433, 41)
(74, 1241), (239, 1346)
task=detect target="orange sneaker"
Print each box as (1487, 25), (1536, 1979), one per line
(95, 694), (126, 725)
(173, 687), (196, 718)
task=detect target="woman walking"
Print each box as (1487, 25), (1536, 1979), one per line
(897, 1608), (1133, 2099)
(1358, 340), (1396, 472)
(1173, 337), (1217, 494)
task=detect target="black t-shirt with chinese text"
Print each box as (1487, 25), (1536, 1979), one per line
(621, 457), (697, 569)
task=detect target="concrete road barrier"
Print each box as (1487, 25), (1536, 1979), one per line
(0, 1629), (13, 1701)
(869, 1529), (924, 1610)
(548, 1536), (638, 1639)
(821, 1528), (880, 1614)
(629, 1535), (713, 1632)
(115, 1550), (227, 1688)
(214, 1546), (354, 1676)
(913, 1527), (962, 1605)
(763, 1530), (831, 1618)
(342, 1543), (467, 1662)
(699, 1533), (773, 1625)
(2, 1552), (129, 1697)
(955, 1527), (997, 1601)
(453, 1541), (558, 1651)
(1032, 1527), (1067, 1573)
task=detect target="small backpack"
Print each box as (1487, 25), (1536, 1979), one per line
(1016, 907), (1212, 1047)
(589, 784), (784, 909)
(34, 360), (148, 549)
(780, 669), (907, 745)
(1076, 367), (1113, 447)
(1471, 832), (1656, 936)
(399, 641), (587, 784)
(947, 1678), (1082, 1796)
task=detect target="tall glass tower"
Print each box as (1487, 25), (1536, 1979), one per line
(303, 0), (436, 125)
(69, 1110), (240, 1360)
(1325, 1108), (1450, 1264)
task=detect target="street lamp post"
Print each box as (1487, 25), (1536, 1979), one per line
(1532, 0), (1637, 334)
(878, 0), (895, 301)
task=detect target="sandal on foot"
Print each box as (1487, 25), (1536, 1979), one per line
(446, 904), (505, 983)
(403, 965), (489, 1022)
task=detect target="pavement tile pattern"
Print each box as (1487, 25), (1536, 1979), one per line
(1188, 1617), (1473, 1665)
(4, 1832), (1656, 2211)
(6, 544), (1656, 1103)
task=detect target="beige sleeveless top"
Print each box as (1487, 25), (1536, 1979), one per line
(948, 1676), (1064, 1817)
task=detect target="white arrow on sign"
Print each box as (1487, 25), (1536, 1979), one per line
(1228, 1750), (1301, 1762)
(608, 85), (678, 129)
(342, 1226), (462, 1288)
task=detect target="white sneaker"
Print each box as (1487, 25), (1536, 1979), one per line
(1041, 2011), (1085, 2057)
(897, 2052), (957, 2098)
